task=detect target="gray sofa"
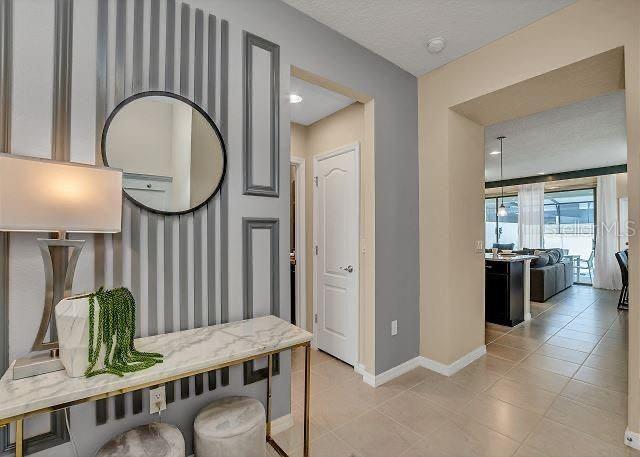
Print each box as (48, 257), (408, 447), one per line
(519, 248), (574, 302)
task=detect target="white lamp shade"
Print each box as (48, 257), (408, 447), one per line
(0, 153), (122, 233)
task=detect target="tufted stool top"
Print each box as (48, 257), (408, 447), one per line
(194, 396), (265, 439)
(96, 422), (185, 457)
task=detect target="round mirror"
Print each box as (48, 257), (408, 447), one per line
(102, 91), (226, 215)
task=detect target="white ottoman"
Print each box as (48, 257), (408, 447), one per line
(194, 396), (266, 457)
(96, 423), (185, 457)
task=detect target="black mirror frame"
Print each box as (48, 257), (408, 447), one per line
(101, 90), (227, 216)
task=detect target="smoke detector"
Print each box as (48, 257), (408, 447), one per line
(426, 37), (446, 54)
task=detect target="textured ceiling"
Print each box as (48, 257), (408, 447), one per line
(485, 91), (627, 182)
(281, 0), (575, 76)
(290, 76), (355, 126)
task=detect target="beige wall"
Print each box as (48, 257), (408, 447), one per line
(290, 102), (376, 371)
(418, 0), (640, 435)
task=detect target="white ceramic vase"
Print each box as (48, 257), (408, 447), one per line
(55, 294), (106, 378)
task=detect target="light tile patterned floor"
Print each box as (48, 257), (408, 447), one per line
(271, 285), (638, 457)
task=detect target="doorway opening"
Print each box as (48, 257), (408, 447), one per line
(290, 156), (305, 329)
(449, 47), (631, 438)
(289, 66), (374, 372)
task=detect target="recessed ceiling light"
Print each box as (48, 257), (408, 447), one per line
(426, 37), (446, 54)
(489, 150), (501, 155)
(537, 172), (545, 175)
(289, 94), (303, 104)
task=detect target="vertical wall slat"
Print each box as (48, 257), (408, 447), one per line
(164, 0), (175, 92)
(130, 206), (143, 414)
(220, 18), (230, 386)
(129, 0), (145, 416)
(52, 0), (73, 161)
(192, 7), (205, 396)
(163, 216), (175, 404)
(205, 12), (218, 392)
(193, 8), (203, 104)
(132, 0), (143, 92)
(113, 0), (127, 421)
(194, 210), (204, 395)
(163, 0), (177, 405)
(179, 3), (189, 97)
(0, 0), (12, 450)
(149, 0), (160, 90)
(178, 2), (191, 400)
(206, 14), (216, 120)
(148, 214), (158, 336)
(114, 0), (126, 104)
(179, 215), (189, 399)
(94, 0), (109, 426)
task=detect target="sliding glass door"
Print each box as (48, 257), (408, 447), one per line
(543, 188), (596, 284)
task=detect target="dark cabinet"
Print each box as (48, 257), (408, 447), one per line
(485, 260), (524, 327)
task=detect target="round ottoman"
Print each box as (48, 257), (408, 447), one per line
(194, 396), (265, 457)
(96, 422), (185, 457)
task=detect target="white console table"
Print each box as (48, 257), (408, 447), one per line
(0, 315), (312, 457)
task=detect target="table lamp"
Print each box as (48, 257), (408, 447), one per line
(0, 153), (122, 379)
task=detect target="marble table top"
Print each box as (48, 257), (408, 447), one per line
(0, 315), (311, 423)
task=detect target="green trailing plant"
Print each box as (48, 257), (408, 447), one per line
(85, 287), (163, 378)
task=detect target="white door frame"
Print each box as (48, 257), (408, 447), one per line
(312, 143), (360, 365)
(291, 156), (306, 330)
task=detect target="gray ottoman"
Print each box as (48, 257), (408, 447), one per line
(194, 396), (266, 457)
(96, 423), (185, 457)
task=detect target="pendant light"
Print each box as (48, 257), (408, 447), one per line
(497, 136), (508, 217)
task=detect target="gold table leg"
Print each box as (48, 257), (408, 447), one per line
(303, 343), (311, 457)
(266, 354), (273, 439)
(15, 419), (24, 457)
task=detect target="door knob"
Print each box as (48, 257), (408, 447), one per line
(339, 265), (354, 273)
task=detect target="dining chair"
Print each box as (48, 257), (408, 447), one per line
(615, 251), (629, 310)
(579, 250), (595, 283)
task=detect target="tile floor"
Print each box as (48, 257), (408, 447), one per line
(271, 285), (637, 456)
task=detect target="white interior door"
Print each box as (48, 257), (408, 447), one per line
(314, 144), (359, 365)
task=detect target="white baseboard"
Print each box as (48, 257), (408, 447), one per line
(419, 345), (487, 377)
(356, 358), (421, 387)
(270, 413), (294, 435)
(354, 363), (376, 387)
(625, 428), (640, 450)
(354, 345), (487, 388)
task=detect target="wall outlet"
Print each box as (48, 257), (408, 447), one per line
(391, 320), (398, 336)
(149, 385), (167, 415)
(475, 240), (484, 253)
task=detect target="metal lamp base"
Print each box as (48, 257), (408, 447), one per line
(13, 351), (64, 380)
(11, 234), (85, 379)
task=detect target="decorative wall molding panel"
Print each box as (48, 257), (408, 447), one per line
(242, 217), (281, 384)
(242, 32), (280, 197)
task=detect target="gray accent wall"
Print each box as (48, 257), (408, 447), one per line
(186, 0), (419, 375)
(2, 0), (418, 455)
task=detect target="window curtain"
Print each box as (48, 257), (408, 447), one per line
(518, 183), (545, 249)
(593, 175), (622, 290)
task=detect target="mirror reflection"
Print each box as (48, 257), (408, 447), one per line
(103, 93), (225, 214)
